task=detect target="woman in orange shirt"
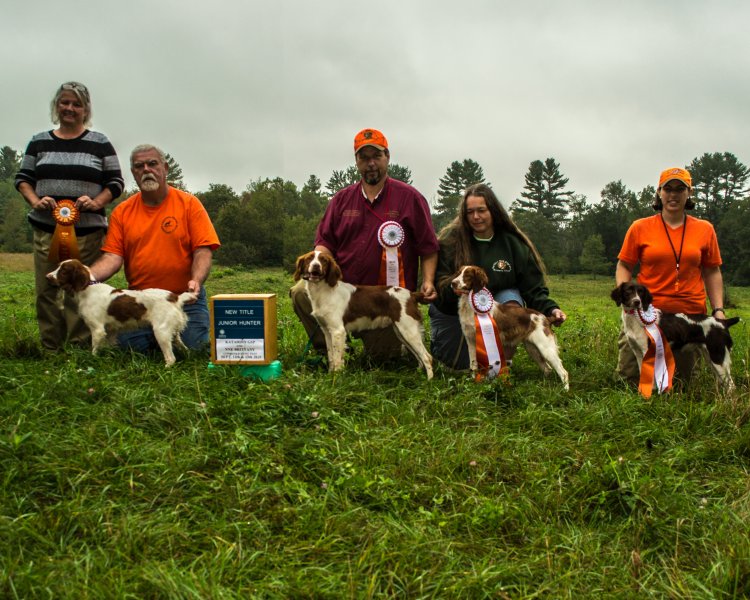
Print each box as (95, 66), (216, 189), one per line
(614, 167), (727, 384)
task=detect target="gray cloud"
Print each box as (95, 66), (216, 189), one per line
(4, 0), (749, 208)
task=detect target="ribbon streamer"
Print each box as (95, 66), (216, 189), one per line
(48, 200), (80, 263)
(377, 221), (405, 287)
(470, 288), (506, 381)
(635, 307), (675, 397)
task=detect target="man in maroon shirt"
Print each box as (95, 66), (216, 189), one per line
(291, 128), (439, 362)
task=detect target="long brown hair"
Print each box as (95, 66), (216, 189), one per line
(437, 183), (547, 288)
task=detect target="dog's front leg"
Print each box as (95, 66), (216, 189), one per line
(629, 339), (645, 372)
(461, 321), (478, 372)
(623, 315), (646, 372)
(327, 327), (347, 372)
(457, 303), (480, 373)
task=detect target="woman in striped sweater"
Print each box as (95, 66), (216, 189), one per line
(15, 81), (124, 351)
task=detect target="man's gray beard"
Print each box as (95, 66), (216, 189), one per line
(140, 179), (159, 192)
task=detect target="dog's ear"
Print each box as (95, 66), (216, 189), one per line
(472, 267), (488, 293)
(639, 285), (653, 308)
(59, 260), (89, 293)
(610, 285), (623, 306)
(324, 255), (342, 287)
(293, 253), (307, 282)
(72, 261), (90, 292)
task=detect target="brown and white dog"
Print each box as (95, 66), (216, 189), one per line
(451, 265), (569, 390)
(47, 259), (197, 366)
(611, 281), (740, 391)
(294, 251), (433, 379)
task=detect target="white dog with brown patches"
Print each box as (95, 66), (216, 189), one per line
(451, 265), (569, 390)
(294, 250), (433, 379)
(47, 259), (197, 366)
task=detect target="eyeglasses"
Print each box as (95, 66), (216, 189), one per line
(60, 82), (90, 98)
(662, 185), (688, 193)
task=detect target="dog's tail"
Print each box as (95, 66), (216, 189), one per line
(177, 292), (199, 307)
(718, 316), (741, 329)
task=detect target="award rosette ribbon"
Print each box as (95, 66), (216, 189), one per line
(469, 287), (507, 381)
(48, 199), (81, 263)
(635, 306), (675, 398)
(377, 220), (406, 287)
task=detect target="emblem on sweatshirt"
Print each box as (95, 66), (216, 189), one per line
(161, 216), (178, 234)
(492, 259), (512, 273)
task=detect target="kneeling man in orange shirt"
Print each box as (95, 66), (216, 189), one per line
(90, 144), (221, 352)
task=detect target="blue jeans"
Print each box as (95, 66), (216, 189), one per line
(429, 288), (523, 370)
(117, 288), (209, 353)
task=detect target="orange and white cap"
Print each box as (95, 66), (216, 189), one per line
(658, 167), (692, 188)
(354, 128), (388, 153)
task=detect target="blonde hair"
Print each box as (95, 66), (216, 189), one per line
(51, 81), (92, 126)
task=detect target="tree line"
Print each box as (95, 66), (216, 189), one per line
(1, 145), (749, 284)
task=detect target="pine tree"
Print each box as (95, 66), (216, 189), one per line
(388, 163), (413, 185)
(433, 159), (487, 231)
(164, 153), (186, 190)
(513, 158), (573, 221)
(0, 146), (21, 180)
(687, 152), (750, 223)
(300, 175), (328, 220)
(325, 166), (359, 195)
(302, 174), (322, 195)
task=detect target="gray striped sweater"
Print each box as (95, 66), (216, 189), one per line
(15, 130), (124, 232)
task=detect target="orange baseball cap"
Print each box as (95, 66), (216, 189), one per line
(354, 128), (388, 153)
(658, 167), (692, 188)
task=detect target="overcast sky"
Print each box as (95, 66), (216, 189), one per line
(4, 0), (749, 208)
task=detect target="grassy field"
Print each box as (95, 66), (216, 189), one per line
(1, 253), (749, 598)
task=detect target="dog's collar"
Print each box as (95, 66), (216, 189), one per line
(88, 280), (100, 286)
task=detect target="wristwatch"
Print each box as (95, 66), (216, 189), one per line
(711, 307), (725, 315)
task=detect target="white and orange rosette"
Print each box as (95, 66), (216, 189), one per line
(469, 287), (507, 381)
(634, 306), (675, 398)
(377, 220), (406, 287)
(48, 199), (81, 263)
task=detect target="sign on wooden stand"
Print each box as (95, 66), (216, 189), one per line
(209, 294), (277, 365)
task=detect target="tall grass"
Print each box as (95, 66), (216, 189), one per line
(1, 258), (749, 598)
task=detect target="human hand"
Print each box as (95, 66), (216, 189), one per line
(187, 280), (201, 295)
(76, 195), (98, 211)
(33, 196), (56, 211)
(420, 282), (437, 303)
(548, 308), (567, 326)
